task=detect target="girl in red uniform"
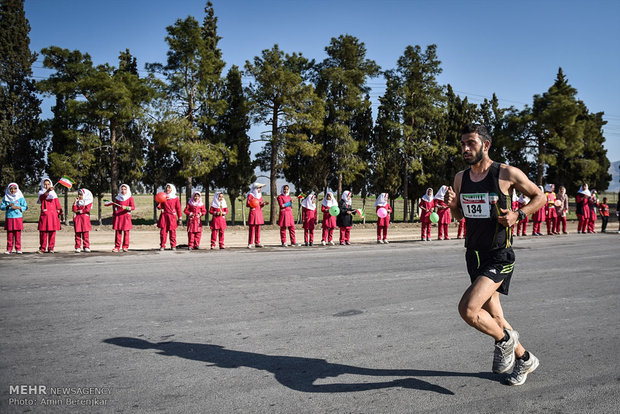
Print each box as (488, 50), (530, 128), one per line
(544, 184), (558, 235)
(434, 186), (451, 240)
(599, 197), (610, 233)
(576, 185), (591, 233)
(184, 190), (206, 250)
(209, 192), (228, 249)
(516, 194), (530, 236)
(587, 190), (598, 233)
(375, 193), (392, 244)
(457, 218), (466, 239)
(37, 178), (62, 253)
(510, 189), (520, 236)
(246, 182), (267, 248)
(277, 185), (297, 247)
(531, 186), (545, 236)
(419, 188), (434, 241)
(301, 192), (317, 246)
(321, 192), (337, 245)
(72, 188), (93, 252)
(1, 183), (27, 254)
(157, 183), (182, 250)
(112, 184), (135, 252)
(555, 186), (569, 234)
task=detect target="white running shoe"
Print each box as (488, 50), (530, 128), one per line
(505, 352), (539, 386)
(74, 248), (81, 253)
(321, 241), (326, 246)
(83, 248), (90, 252)
(493, 329), (519, 374)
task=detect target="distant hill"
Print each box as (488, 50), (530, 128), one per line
(609, 161), (620, 193)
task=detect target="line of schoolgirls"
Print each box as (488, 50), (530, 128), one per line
(1, 180), (613, 254)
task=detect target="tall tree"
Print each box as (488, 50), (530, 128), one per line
(0, 0), (44, 188)
(245, 44), (324, 223)
(216, 65), (254, 224)
(147, 12), (228, 202)
(316, 35), (380, 198)
(395, 44), (443, 220)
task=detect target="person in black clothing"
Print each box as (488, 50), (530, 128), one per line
(445, 124), (545, 386)
(337, 190), (355, 245)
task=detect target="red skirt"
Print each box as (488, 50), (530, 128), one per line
(4, 217), (24, 231)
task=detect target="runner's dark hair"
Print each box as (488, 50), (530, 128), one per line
(462, 123), (492, 144)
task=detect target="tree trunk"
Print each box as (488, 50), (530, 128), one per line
(186, 176), (193, 216)
(230, 196), (236, 226)
(204, 185), (210, 226)
(337, 171), (343, 201)
(403, 159), (409, 223)
(270, 106), (279, 224)
(97, 195), (102, 225)
(410, 198), (416, 222)
(152, 186), (157, 222)
(110, 121), (119, 198)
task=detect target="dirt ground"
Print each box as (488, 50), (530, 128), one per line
(3, 219), (613, 253)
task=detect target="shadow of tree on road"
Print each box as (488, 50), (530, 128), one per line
(104, 337), (500, 394)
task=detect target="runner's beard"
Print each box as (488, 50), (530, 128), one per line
(464, 150), (483, 165)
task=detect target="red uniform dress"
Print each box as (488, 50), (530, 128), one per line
(184, 203), (206, 249)
(516, 199), (529, 236)
(531, 204), (545, 235)
(321, 203), (337, 243)
(376, 203), (392, 242)
(576, 192), (590, 233)
(545, 192), (557, 235)
(247, 193), (265, 245)
(38, 194), (62, 252)
(599, 202), (609, 232)
(419, 198), (435, 241)
(210, 205), (228, 249)
(511, 199), (520, 236)
(112, 197), (135, 250)
(72, 202), (92, 249)
(157, 197), (182, 248)
(278, 193), (296, 245)
(302, 207), (318, 244)
(435, 200), (451, 240)
(457, 218), (466, 239)
(555, 193), (569, 234)
(587, 197), (598, 233)
(1, 185), (27, 253)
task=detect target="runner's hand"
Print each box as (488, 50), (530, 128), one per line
(445, 186), (458, 210)
(498, 208), (518, 228)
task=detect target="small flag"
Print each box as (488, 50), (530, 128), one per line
(57, 175), (75, 189)
(103, 199), (114, 207)
(356, 208), (365, 218)
(297, 193), (306, 199)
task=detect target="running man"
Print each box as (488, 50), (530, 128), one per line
(445, 124), (545, 386)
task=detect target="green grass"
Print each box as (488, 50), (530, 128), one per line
(6, 191), (617, 225)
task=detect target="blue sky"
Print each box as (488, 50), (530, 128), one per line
(24, 0), (620, 163)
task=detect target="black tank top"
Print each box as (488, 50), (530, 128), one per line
(460, 162), (512, 251)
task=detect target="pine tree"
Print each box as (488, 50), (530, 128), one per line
(216, 65), (254, 224)
(245, 45), (324, 223)
(0, 0), (44, 188)
(316, 35), (380, 199)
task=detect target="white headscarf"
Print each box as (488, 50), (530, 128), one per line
(577, 185), (591, 197)
(322, 191), (337, 208)
(37, 177), (58, 203)
(375, 193), (388, 207)
(422, 188), (433, 203)
(518, 194), (530, 204)
(434, 186), (447, 201)
(247, 182), (264, 200)
(280, 185), (290, 196)
(165, 183), (178, 199)
(116, 184), (132, 202)
(341, 190), (352, 207)
(4, 183), (24, 204)
(211, 191), (227, 209)
(189, 190), (203, 207)
(544, 184), (554, 193)
(512, 189), (519, 203)
(301, 192), (316, 210)
(77, 188), (93, 207)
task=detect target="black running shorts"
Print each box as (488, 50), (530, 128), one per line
(465, 247), (515, 295)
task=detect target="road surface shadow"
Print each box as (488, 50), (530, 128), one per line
(104, 337), (500, 394)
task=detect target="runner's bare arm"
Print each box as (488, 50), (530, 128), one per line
(498, 165), (545, 227)
(446, 171), (464, 221)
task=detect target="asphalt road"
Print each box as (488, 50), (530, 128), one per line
(1, 233), (619, 413)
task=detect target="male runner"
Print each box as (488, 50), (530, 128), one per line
(445, 124), (545, 386)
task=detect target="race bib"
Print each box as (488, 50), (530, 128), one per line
(461, 193), (490, 218)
